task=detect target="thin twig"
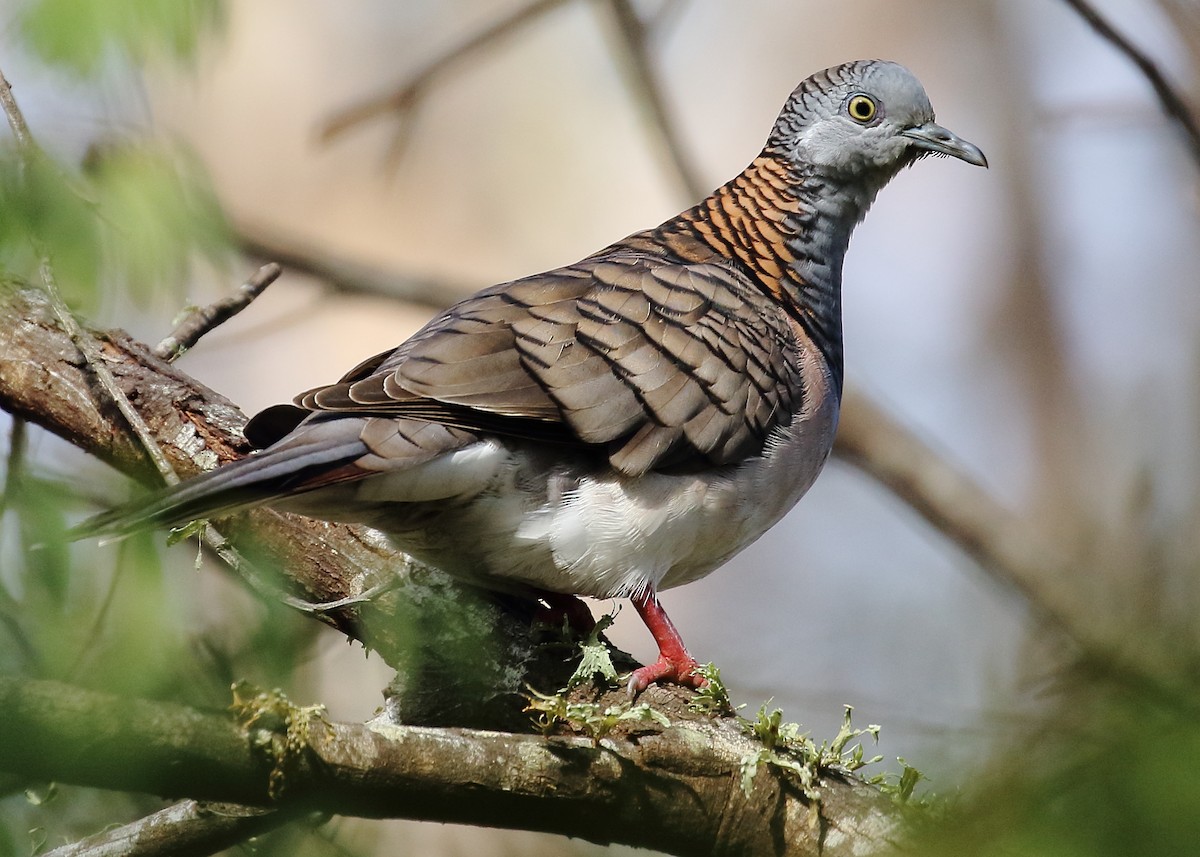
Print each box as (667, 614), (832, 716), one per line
(320, 0), (570, 143)
(1061, 0), (1200, 168)
(0, 416), (27, 522)
(600, 0), (707, 201)
(0, 69), (34, 150)
(153, 263), (282, 361)
(42, 800), (289, 857)
(195, 524), (359, 624)
(283, 579), (399, 615)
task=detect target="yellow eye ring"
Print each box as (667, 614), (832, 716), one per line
(847, 94), (878, 124)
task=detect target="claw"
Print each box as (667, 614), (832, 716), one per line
(627, 654), (707, 696)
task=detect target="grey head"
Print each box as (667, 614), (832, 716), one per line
(767, 60), (987, 178)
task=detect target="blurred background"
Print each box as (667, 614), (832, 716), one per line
(2, 0), (1200, 854)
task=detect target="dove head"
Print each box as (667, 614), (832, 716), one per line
(767, 60), (987, 178)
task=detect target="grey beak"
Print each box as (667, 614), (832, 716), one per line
(901, 122), (988, 168)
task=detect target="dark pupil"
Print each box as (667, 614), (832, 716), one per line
(854, 99), (871, 118)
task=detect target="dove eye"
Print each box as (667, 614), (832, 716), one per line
(846, 94), (878, 124)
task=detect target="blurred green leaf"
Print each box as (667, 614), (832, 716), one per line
(0, 142), (232, 306)
(21, 0), (225, 74)
(0, 153), (102, 303)
(88, 143), (232, 299)
(915, 689), (1200, 857)
(13, 475), (73, 609)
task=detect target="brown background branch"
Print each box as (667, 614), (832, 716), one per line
(1062, 0), (1200, 167)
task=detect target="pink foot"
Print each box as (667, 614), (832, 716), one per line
(628, 589), (709, 695)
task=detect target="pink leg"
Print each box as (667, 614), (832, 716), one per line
(628, 588), (708, 694)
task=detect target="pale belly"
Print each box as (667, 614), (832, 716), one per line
(283, 354), (841, 600)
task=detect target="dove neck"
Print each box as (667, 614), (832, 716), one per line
(686, 155), (881, 395)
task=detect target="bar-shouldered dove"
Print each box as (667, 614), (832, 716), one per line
(77, 60), (986, 693)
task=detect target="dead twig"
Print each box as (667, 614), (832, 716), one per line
(153, 263), (282, 361)
(0, 69), (34, 150)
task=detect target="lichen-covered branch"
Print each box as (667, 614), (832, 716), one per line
(0, 675), (899, 857)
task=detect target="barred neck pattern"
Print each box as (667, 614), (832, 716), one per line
(655, 154), (883, 395)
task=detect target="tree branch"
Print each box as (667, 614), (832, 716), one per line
(0, 282), (375, 632)
(43, 801), (290, 857)
(0, 675), (899, 857)
(237, 220), (479, 309)
(835, 391), (1194, 711)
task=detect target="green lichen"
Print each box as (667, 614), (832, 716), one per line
(566, 613), (619, 689)
(230, 681), (332, 799)
(687, 662), (741, 716)
(166, 518), (208, 569)
(525, 688), (670, 740)
(739, 704), (885, 805)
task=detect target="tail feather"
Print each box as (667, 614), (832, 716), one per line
(71, 429), (368, 542)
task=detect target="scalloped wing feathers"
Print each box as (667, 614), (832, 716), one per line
(291, 249), (804, 477)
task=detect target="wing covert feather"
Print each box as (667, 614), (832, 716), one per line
(291, 250), (807, 475)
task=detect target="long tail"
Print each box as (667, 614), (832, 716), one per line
(71, 424), (368, 542)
